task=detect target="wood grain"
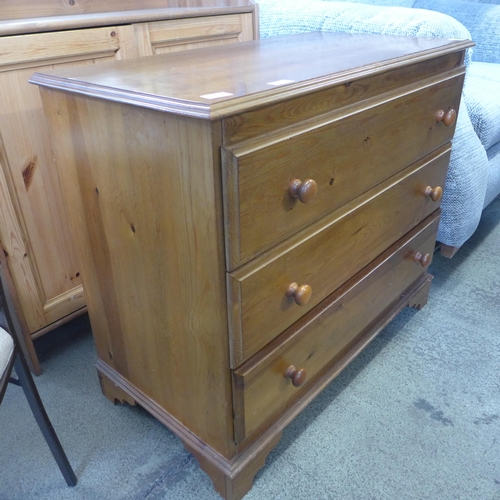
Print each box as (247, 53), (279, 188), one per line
(41, 88), (236, 457)
(0, 27), (121, 71)
(146, 14), (254, 55)
(0, 5), (255, 369)
(0, 136), (45, 333)
(223, 74), (463, 268)
(222, 52), (465, 145)
(183, 431), (282, 500)
(0, 0), (255, 22)
(233, 213), (439, 443)
(98, 357), (281, 500)
(0, 26), (131, 338)
(233, 272), (434, 455)
(33, 32), (468, 499)
(0, 241), (41, 375)
(30, 33), (474, 120)
(228, 146), (450, 366)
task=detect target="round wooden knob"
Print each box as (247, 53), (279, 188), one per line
(436, 108), (456, 127)
(286, 282), (312, 306)
(289, 178), (318, 204)
(424, 186), (443, 202)
(413, 251), (431, 267)
(284, 365), (307, 387)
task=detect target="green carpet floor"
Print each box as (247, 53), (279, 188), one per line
(1, 196), (499, 500)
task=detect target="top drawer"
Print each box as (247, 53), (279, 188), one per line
(223, 74), (463, 270)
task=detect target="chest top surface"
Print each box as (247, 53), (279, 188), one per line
(30, 32), (473, 120)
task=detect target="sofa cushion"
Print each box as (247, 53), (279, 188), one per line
(0, 327), (14, 379)
(464, 62), (500, 150)
(324, 0), (415, 7)
(259, 0), (471, 41)
(463, 0), (500, 4)
(484, 141), (500, 207)
(462, 0), (500, 4)
(413, 0), (500, 63)
(437, 108), (489, 247)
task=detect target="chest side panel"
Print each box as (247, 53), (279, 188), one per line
(40, 88), (235, 456)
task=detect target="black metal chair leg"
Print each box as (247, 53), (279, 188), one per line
(13, 350), (77, 486)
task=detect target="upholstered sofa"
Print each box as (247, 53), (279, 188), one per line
(258, 0), (500, 257)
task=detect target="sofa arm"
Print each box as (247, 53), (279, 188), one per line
(471, 0), (500, 4)
(259, 0), (472, 63)
(259, 0), (471, 40)
(437, 107), (489, 247)
(413, 0), (500, 63)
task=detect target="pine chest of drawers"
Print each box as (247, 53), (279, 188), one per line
(31, 32), (473, 499)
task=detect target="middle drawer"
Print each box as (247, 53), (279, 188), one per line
(227, 146), (449, 367)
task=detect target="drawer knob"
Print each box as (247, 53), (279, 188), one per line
(284, 365), (307, 387)
(436, 108), (456, 127)
(413, 251), (431, 267)
(289, 178), (318, 204)
(286, 282), (312, 306)
(424, 185), (443, 202)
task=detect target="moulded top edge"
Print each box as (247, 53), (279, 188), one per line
(29, 32), (474, 120)
(0, 4), (255, 36)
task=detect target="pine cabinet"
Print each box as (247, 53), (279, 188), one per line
(0, 1), (256, 374)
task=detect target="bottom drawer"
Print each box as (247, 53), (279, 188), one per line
(232, 211), (440, 444)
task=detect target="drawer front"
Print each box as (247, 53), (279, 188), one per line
(0, 26), (122, 70)
(145, 14), (254, 55)
(232, 212), (440, 443)
(228, 146), (449, 366)
(223, 75), (463, 269)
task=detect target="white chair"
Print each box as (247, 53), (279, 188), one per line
(0, 245), (77, 486)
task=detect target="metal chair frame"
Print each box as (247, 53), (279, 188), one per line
(0, 245), (77, 487)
